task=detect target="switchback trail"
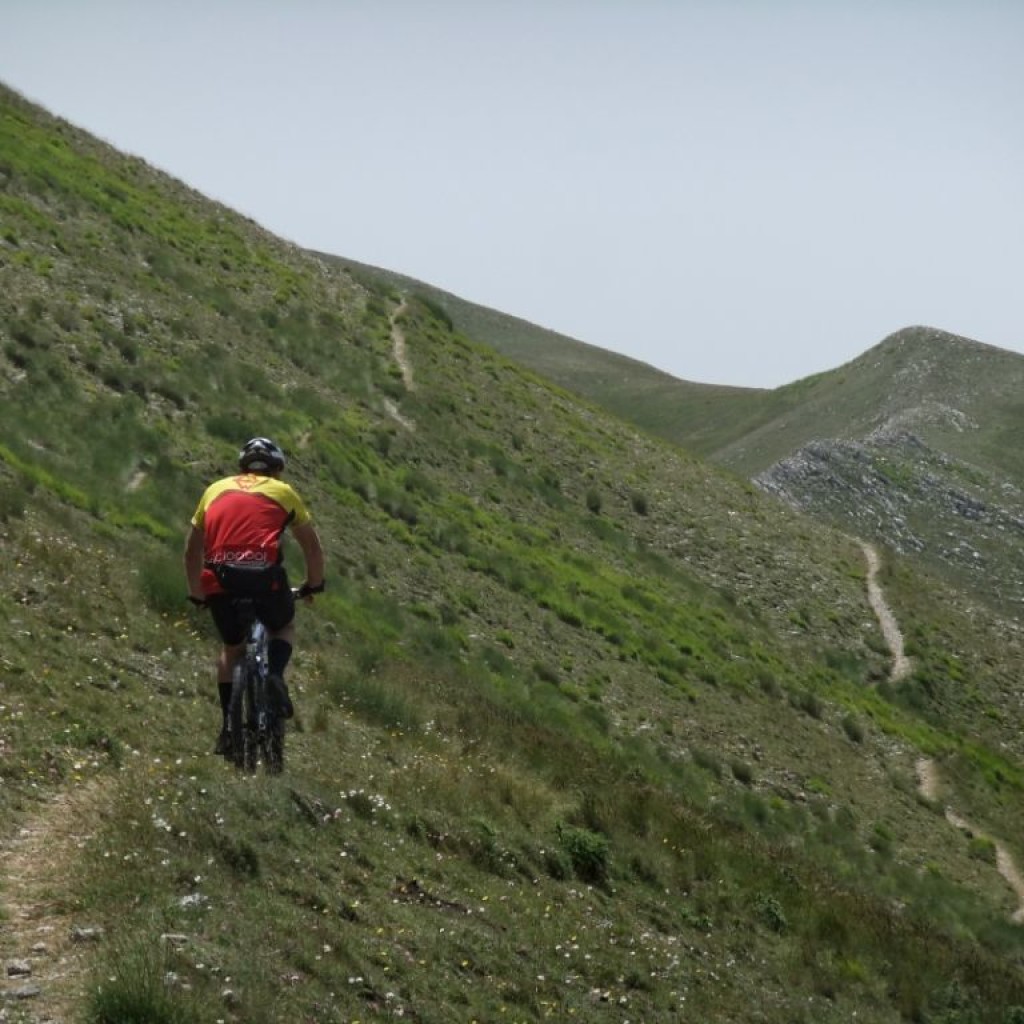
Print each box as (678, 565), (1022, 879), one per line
(390, 298), (415, 392)
(859, 541), (911, 682)
(915, 757), (1024, 923)
(0, 781), (105, 1019)
(383, 298), (416, 432)
(860, 541), (1024, 922)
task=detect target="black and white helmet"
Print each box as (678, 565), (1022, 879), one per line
(238, 437), (286, 473)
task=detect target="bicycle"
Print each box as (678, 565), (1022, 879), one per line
(227, 586), (313, 774)
(227, 596), (284, 773)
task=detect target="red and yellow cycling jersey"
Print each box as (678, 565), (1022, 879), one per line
(191, 474), (311, 595)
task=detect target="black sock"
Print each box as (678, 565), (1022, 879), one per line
(218, 681), (232, 719)
(268, 638), (293, 678)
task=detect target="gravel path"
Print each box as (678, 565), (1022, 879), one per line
(1, 781), (105, 1019)
(861, 541), (1024, 922)
(860, 541), (912, 682)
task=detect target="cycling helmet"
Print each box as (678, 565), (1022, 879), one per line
(238, 436), (286, 473)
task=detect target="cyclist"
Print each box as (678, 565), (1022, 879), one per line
(184, 437), (325, 755)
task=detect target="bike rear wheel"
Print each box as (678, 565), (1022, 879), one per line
(230, 668), (284, 773)
(255, 672), (285, 773)
(263, 718), (284, 774)
(228, 670), (258, 772)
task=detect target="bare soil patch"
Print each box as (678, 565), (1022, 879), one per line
(1, 780), (106, 1019)
(860, 541), (912, 682)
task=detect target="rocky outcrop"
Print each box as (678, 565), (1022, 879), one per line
(755, 430), (1024, 612)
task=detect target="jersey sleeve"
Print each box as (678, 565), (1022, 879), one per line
(190, 485), (213, 528)
(283, 484), (312, 527)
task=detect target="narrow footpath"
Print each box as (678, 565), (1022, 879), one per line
(859, 541), (911, 682)
(0, 781), (105, 1018)
(383, 298), (416, 432)
(861, 541), (1024, 922)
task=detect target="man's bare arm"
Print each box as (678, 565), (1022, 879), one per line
(291, 521), (325, 589)
(184, 525), (206, 599)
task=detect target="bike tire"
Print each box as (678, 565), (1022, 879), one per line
(227, 619), (285, 774)
(265, 718), (284, 775)
(243, 674), (259, 772)
(228, 666), (247, 770)
(229, 670), (259, 772)
(254, 672), (285, 774)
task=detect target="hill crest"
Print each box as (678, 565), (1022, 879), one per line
(5, 81), (1024, 1022)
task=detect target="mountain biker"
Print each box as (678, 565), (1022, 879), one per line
(184, 437), (325, 755)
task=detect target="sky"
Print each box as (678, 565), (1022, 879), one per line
(2, 2), (1022, 388)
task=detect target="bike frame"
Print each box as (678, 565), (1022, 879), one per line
(228, 600), (284, 774)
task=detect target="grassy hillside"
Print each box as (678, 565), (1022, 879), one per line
(323, 254), (777, 455)
(704, 327), (1024, 477)
(4, 82), (1024, 1023)
(374, 258), (1024, 623)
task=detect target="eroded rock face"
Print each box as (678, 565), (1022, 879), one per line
(755, 429), (1024, 612)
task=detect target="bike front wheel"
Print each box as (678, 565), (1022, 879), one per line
(228, 670), (258, 772)
(254, 673), (284, 774)
(263, 718), (284, 775)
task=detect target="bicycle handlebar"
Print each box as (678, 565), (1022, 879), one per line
(187, 581), (325, 607)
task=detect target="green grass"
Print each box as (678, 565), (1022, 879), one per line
(337, 247), (1024, 628)
(5, 80), (1024, 1022)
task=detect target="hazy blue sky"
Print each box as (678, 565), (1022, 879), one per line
(3, 2), (1021, 387)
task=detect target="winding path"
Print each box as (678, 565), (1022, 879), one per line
(383, 299), (416, 432)
(861, 541), (1024, 922)
(0, 781), (104, 1015)
(860, 541), (911, 682)
(391, 299), (415, 393)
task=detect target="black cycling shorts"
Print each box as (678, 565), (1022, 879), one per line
(206, 588), (295, 646)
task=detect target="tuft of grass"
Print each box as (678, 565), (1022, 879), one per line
(86, 938), (209, 1024)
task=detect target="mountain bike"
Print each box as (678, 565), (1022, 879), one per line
(227, 587), (312, 774)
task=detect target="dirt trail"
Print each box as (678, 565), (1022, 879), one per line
(383, 299), (416, 432)
(1, 781), (105, 1018)
(390, 299), (415, 393)
(915, 757), (1024, 923)
(861, 542), (1024, 922)
(859, 541), (911, 682)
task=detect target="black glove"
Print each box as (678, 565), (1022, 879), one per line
(297, 581), (326, 599)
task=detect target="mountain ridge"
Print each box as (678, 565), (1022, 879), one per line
(4, 81), (1024, 1022)
(356, 254), (1024, 622)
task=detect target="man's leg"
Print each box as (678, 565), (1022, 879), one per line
(215, 642), (245, 753)
(206, 593), (247, 756)
(267, 622), (295, 718)
(261, 586), (298, 720)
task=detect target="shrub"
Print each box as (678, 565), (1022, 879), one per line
(86, 938), (205, 1024)
(967, 835), (997, 865)
(138, 550), (185, 615)
(841, 714), (866, 743)
(543, 845), (573, 881)
(692, 747), (724, 778)
(585, 488), (602, 514)
(329, 668), (421, 731)
(533, 661), (560, 685)
(557, 823), (610, 885)
(754, 891), (788, 933)
(0, 477), (27, 521)
(630, 490), (650, 516)
(870, 822), (894, 857)
(792, 690), (824, 719)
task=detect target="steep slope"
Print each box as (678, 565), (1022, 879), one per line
(324, 254), (775, 453)
(715, 328), (1024, 616)
(405, 270), (1024, 621)
(709, 326), (1024, 478)
(4, 83), (1024, 1023)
